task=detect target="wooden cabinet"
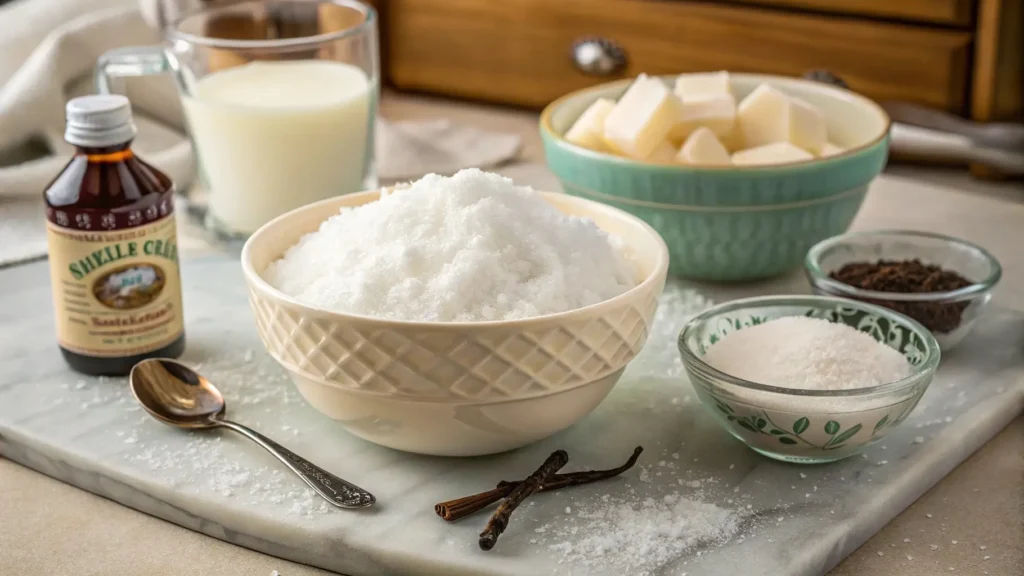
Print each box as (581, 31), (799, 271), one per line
(373, 0), (1022, 125)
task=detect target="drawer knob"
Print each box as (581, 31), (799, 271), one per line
(803, 69), (849, 89)
(571, 38), (627, 76)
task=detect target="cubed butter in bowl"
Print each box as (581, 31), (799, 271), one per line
(540, 72), (890, 281)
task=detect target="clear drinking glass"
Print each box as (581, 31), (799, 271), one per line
(96, 0), (379, 238)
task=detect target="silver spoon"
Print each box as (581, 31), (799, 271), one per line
(129, 358), (375, 509)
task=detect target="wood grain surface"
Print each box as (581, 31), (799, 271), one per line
(716, 0), (975, 26)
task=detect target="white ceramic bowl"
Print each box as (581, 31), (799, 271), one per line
(241, 189), (669, 456)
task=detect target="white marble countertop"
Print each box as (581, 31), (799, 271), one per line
(1, 91), (1022, 575)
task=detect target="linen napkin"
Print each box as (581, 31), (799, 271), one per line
(0, 0), (521, 265)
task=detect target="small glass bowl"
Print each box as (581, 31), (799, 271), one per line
(804, 230), (1001, 352)
(678, 295), (940, 464)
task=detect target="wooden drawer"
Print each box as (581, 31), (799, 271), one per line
(385, 0), (973, 113)
(720, 0), (975, 27)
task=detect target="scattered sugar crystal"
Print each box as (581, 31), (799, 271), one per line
(877, 551), (884, 556)
(728, 464), (734, 470)
(944, 416), (953, 423)
(931, 545), (940, 550)
(75, 380), (87, 390)
(877, 460), (888, 466)
(266, 169), (637, 322)
(907, 555), (913, 561)
(702, 316), (911, 390)
(914, 436), (925, 444)
(979, 545), (987, 550)
(952, 540), (958, 544)
(927, 514), (933, 518)
(565, 507), (572, 514)
(672, 453), (680, 460)
(534, 492), (739, 574)
(799, 473), (807, 479)
(983, 555), (990, 560)
(904, 538), (911, 543)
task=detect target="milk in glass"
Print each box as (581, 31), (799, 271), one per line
(182, 60), (373, 235)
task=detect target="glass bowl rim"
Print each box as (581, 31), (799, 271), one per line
(169, 0), (376, 51)
(804, 230), (1002, 303)
(677, 294), (941, 398)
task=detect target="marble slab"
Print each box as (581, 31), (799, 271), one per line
(1, 256), (1022, 576)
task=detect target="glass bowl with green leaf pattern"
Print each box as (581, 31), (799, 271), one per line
(678, 295), (940, 464)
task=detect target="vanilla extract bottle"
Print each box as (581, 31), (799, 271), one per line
(44, 95), (185, 376)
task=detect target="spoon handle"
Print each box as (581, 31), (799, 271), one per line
(218, 420), (375, 508)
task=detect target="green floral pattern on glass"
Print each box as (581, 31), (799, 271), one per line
(706, 385), (923, 453)
(712, 398), (870, 450)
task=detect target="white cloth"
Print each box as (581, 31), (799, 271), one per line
(0, 0), (520, 264)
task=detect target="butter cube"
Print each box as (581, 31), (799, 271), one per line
(564, 98), (616, 151)
(731, 142), (814, 166)
(636, 140), (677, 164)
(736, 84), (788, 149)
(737, 84), (827, 154)
(820, 142), (846, 157)
(669, 94), (736, 142)
(674, 71), (732, 99)
(676, 127), (731, 166)
(789, 97), (827, 154)
(604, 75), (683, 159)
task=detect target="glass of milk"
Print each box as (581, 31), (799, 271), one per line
(96, 0), (379, 237)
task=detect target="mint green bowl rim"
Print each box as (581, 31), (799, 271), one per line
(678, 295), (941, 398)
(539, 73), (891, 173)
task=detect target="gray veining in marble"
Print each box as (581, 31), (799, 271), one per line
(1, 256), (1022, 576)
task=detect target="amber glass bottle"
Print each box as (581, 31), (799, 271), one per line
(44, 95), (185, 376)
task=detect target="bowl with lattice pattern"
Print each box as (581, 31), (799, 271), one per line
(242, 188), (669, 456)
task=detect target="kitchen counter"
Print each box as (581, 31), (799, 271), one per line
(1, 91), (1021, 576)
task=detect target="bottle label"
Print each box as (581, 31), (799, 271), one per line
(46, 213), (184, 358)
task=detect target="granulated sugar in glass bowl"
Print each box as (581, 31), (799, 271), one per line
(679, 295), (939, 464)
(265, 168), (638, 322)
(701, 316), (912, 390)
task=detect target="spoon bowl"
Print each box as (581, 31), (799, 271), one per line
(130, 358), (226, 427)
(130, 358), (375, 508)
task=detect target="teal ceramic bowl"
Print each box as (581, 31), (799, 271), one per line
(540, 74), (890, 281)
(678, 295), (940, 464)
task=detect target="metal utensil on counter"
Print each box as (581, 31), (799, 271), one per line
(803, 70), (1024, 175)
(129, 358), (375, 509)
